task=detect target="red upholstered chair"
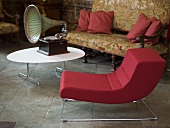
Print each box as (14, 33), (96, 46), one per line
(60, 48), (166, 122)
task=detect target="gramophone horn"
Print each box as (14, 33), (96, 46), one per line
(24, 4), (66, 44)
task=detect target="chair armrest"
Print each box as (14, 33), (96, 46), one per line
(2, 9), (20, 25)
(136, 23), (168, 48)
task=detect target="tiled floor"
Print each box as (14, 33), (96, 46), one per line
(0, 40), (170, 128)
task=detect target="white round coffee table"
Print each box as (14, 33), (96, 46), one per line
(7, 47), (85, 85)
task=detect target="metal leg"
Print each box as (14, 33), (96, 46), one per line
(140, 99), (157, 120)
(60, 98), (157, 122)
(61, 99), (66, 122)
(19, 63), (40, 86)
(56, 61), (65, 78)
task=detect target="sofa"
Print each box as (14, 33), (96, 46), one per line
(65, 0), (170, 70)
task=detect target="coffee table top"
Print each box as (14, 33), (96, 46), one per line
(7, 47), (85, 63)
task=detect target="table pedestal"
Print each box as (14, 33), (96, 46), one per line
(19, 62), (65, 85)
(55, 61), (65, 78)
(19, 63), (40, 86)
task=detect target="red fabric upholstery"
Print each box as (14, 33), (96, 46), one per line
(127, 13), (151, 43)
(60, 48), (166, 104)
(77, 10), (91, 32)
(87, 11), (114, 34)
(144, 17), (162, 45)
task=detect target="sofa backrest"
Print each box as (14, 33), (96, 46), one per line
(0, 0), (4, 19)
(92, 0), (170, 32)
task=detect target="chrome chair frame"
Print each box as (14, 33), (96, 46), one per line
(60, 98), (157, 122)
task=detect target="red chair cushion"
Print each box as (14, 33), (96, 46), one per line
(60, 71), (124, 104)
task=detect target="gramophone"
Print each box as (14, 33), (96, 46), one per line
(24, 4), (69, 55)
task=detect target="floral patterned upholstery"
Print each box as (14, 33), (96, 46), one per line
(92, 0), (170, 32)
(66, 30), (168, 57)
(66, 0), (170, 57)
(0, 22), (19, 35)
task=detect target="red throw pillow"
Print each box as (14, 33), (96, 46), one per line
(87, 11), (114, 34)
(77, 10), (91, 31)
(144, 17), (162, 45)
(127, 13), (151, 43)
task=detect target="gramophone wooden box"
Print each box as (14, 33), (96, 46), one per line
(37, 38), (69, 56)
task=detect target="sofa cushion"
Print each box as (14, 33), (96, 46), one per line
(87, 11), (114, 34)
(0, 22), (19, 34)
(66, 31), (168, 57)
(77, 10), (91, 32)
(144, 17), (162, 45)
(127, 13), (151, 43)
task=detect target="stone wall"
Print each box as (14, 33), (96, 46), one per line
(62, 0), (93, 31)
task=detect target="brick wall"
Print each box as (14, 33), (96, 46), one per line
(62, 0), (93, 31)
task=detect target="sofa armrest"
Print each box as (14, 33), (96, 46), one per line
(136, 23), (168, 48)
(2, 9), (20, 25)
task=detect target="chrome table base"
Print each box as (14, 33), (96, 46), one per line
(55, 61), (65, 78)
(19, 62), (66, 85)
(19, 63), (40, 86)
